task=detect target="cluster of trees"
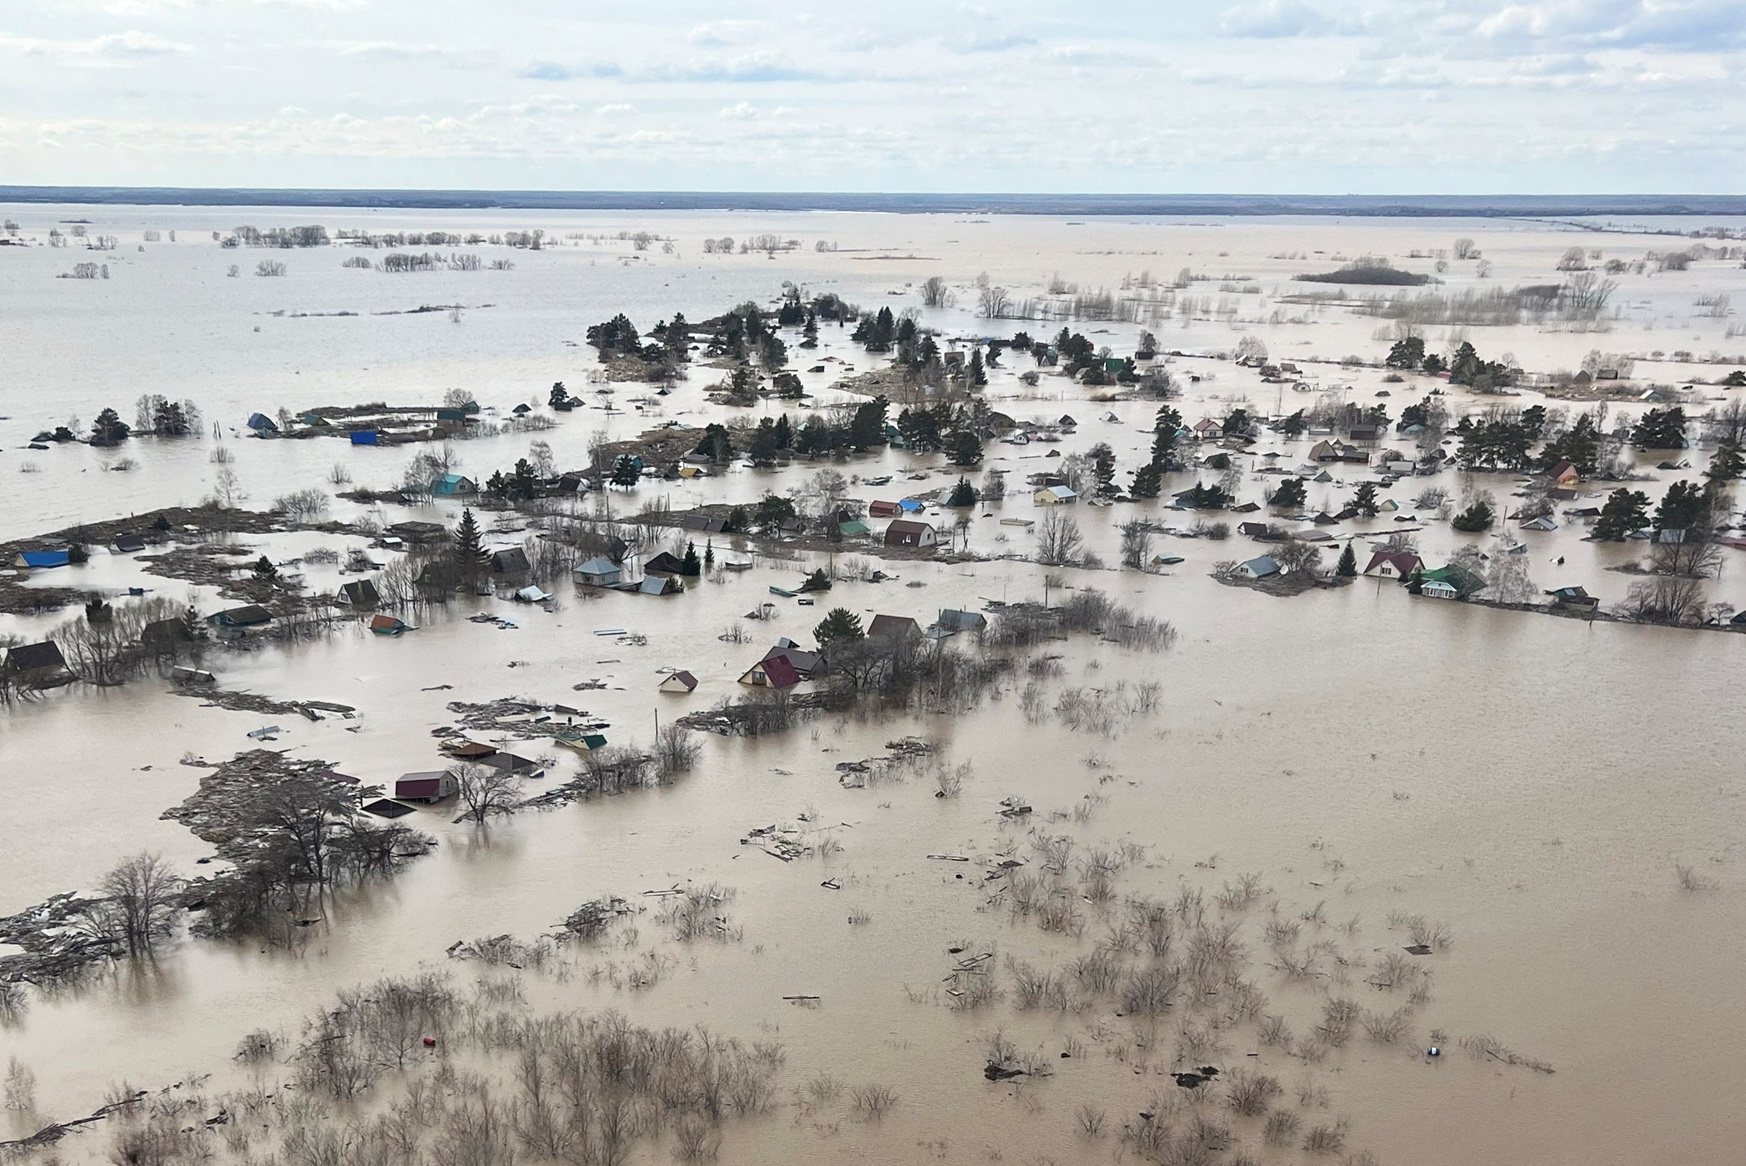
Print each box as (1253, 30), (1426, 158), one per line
(226, 225), (329, 248)
(133, 395), (202, 437)
(1385, 335), (1515, 389)
(91, 407), (131, 446)
(1129, 405), (1182, 498)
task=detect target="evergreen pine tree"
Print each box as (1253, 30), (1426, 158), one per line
(1336, 543), (1357, 577)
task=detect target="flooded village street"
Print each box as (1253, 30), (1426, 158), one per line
(2, 206), (1744, 1166)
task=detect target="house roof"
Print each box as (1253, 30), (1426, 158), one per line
(749, 653), (802, 689)
(7, 641), (66, 672)
(338, 579), (380, 604)
(18, 549), (70, 568)
(445, 740), (497, 758)
(937, 609), (987, 631)
(574, 556), (620, 576)
(662, 670), (698, 690)
(490, 548), (531, 572)
(681, 514), (728, 532)
(868, 614), (921, 639)
(763, 645), (819, 675)
(368, 613), (407, 631)
(1037, 485), (1077, 500)
(210, 604), (273, 626)
(636, 575), (678, 595)
(644, 551), (686, 575)
(1241, 555), (1280, 576)
(885, 519), (934, 539)
(112, 534), (146, 552)
(1363, 550), (1421, 576)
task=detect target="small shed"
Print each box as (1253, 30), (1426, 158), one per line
(111, 534), (146, 554)
(395, 771), (456, 803)
(1238, 555), (1280, 580)
(1033, 485), (1077, 505)
(868, 500), (901, 518)
(573, 556), (623, 587)
(247, 412), (279, 434)
(660, 670), (699, 693)
(868, 614), (923, 641)
(635, 575), (683, 595)
(349, 430), (379, 446)
(369, 614), (410, 636)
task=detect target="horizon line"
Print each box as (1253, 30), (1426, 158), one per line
(2, 187), (1744, 218)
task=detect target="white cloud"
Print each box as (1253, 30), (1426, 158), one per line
(1219, 0), (1334, 38)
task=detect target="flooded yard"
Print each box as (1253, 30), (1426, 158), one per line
(2, 205), (1743, 1165)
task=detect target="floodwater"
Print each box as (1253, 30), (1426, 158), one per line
(2, 206), (1744, 1165)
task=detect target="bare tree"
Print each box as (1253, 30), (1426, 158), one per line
(1035, 510), (1084, 567)
(85, 853), (183, 957)
(1274, 540), (1322, 576)
(920, 276), (953, 308)
(1119, 520), (1153, 569)
(1618, 576), (1705, 625)
(1648, 539), (1723, 579)
(976, 283), (1011, 319)
(453, 765), (521, 825)
(655, 723), (701, 779)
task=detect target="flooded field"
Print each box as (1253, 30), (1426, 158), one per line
(2, 205), (1744, 1165)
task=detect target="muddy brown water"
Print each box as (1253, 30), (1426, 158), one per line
(2, 209), (1744, 1164)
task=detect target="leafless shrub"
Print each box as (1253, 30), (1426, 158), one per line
(1257, 1013), (1293, 1052)
(1215, 872), (1263, 911)
(1224, 1069), (1282, 1116)
(1317, 998), (1360, 1047)
(1264, 1109), (1301, 1145)
(1077, 1101), (1106, 1137)
(1407, 917), (1453, 951)
(673, 1115), (721, 1161)
(1676, 862), (1718, 892)
(659, 884), (739, 943)
(1304, 1122), (1348, 1154)
(4, 1057), (35, 1112)
(1037, 893), (1084, 936)
(453, 764), (522, 825)
(273, 488), (330, 520)
(0, 982), (26, 1021)
(235, 1030), (281, 1062)
(850, 1083), (897, 1120)
(1368, 951), (1431, 995)
(934, 760), (971, 798)
(1008, 958), (1071, 1011)
(1361, 1008), (1411, 1044)
(1120, 963), (1180, 1015)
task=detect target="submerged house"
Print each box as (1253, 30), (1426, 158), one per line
(394, 771), (456, 803)
(338, 579), (381, 607)
(111, 533), (146, 554)
(659, 670), (699, 693)
(868, 614), (923, 642)
(1362, 551), (1421, 579)
(1416, 564), (1484, 600)
(935, 609), (988, 635)
(15, 549), (70, 570)
(1033, 485), (1078, 505)
(208, 605), (273, 629)
(738, 652), (803, 690)
(573, 556), (623, 587)
(246, 412), (279, 435)
(1547, 585), (1600, 611)
(884, 519), (938, 550)
(369, 614), (411, 636)
(643, 551), (687, 577)
(431, 473), (478, 497)
(1237, 555), (1280, 580)
(489, 547), (531, 574)
(5, 641), (70, 687)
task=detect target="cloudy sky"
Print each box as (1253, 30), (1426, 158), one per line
(1, 0), (1742, 192)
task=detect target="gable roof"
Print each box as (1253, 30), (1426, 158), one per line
(18, 549), (70, 568)
(490, 547), (531, 573)
(745, 653), (802, 689)
(7, 641), (66, 672)
(661, 670), (698, 691)
(209, 604), (273, 626)
(574, 555), (621, 576)
(1240, 555), (1279, 576)
(338, 579), (380, 605)
(868, 614), (922, 639)
(1363, 550), (1421, 576)
(644, 551), (686, 575)
(111, 533), (146, 553)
